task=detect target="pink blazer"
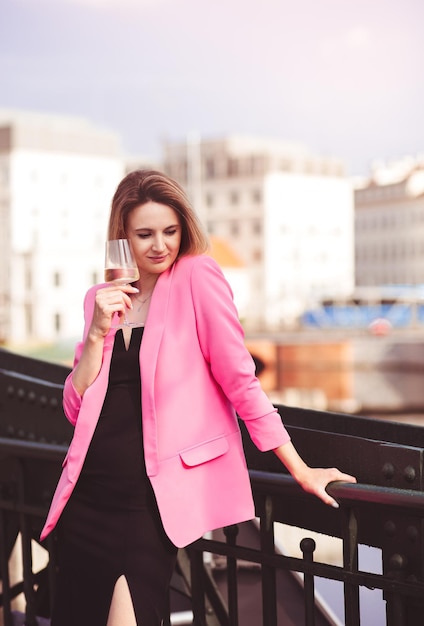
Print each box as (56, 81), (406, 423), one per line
(41, 255), (290, 547)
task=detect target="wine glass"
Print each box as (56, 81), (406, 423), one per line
(104, 239), (140, 328)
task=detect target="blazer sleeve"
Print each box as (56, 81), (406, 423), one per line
(62, 285), (102, 426)
(190, 256), (290, 452)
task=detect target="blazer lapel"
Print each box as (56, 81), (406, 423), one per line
(139, 263), (175, 476)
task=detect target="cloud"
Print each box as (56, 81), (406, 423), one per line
(17, 0), (165, 7)
(320, 25), (372, 60)
(345, 26), (371, 50)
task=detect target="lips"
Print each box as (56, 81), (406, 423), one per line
(149, 255), (168, 263)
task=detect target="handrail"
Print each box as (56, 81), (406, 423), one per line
(250, 469), (424, 513)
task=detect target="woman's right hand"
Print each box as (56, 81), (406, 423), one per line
(89, 284), (139, 337)
(71, 284), (139, 397)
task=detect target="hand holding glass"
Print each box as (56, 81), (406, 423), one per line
(104, 239), (140, 328)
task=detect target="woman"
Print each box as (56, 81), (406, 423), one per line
(41, 170), (356, 626)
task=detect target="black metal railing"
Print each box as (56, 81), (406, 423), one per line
(1, 348), (424, 625)
(186, 474), (424, 626)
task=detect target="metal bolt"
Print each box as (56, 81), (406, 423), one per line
(403, 466), (416, 483)
(384, 520), (396, 537)
(406, 526), (418, 542)
(389, 553), (406, 571)
(382, 462), (395, 479)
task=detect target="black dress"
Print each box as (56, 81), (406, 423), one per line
(51, 327), (178, 626)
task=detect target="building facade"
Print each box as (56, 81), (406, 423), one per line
(355, 156), (424, 287)
(0, 110), (124, 344)
(163, 135), (354, 330)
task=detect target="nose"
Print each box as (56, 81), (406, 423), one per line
(152, 234), (166, 252)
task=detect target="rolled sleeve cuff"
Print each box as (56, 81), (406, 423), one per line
(244, 410), (291, 452)
(63, 373), (82, 425)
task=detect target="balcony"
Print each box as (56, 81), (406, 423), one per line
(1, 348), (424, 625)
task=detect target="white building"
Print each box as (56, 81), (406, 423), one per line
(0, 110), (125, 344)
(163, 135), (354, 329)
(355, 156), (424, 286)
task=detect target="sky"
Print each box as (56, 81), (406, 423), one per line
(1, 0), (424, 175)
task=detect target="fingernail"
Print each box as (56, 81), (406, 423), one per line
(332, 502), (339, 509)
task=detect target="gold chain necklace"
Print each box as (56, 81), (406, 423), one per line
(133, 294), (152, 313)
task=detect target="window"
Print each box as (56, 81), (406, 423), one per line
(252, 220), (262, 235)
(205, 158), (215, 179)
(25, 265), (32, 290)
(54, 313), (62, 333)
(230, 222), (240, 236)
(25, 303), (33, 335)
(230, 191), (239, 205)
(251, 189), (262, 204)
(227, 158), (239, 177)
(252, 249), (262, 262)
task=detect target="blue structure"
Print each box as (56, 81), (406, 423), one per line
(301, 285), (424, 330)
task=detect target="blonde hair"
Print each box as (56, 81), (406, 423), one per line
(107, 170), (209, 257)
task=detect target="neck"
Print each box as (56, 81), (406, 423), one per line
(134, 273), (159, 295)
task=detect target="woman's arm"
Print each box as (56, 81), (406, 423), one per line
(71, 331), (106, 397)
(190, 256), (357, 506)
(191, 256), (290, 448)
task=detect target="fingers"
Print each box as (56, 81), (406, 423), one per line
(323, 492), (340, 509)
(301, 467), (357, 509)
(96, 286), (135, 314)
(91, 286), (137, 333)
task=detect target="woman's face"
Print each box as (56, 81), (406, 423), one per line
(126, 201), (182, 281)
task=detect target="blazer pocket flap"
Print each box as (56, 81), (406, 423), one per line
(180, 437), (229, 467)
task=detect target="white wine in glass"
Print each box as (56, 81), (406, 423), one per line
(104, 239), (140, 327)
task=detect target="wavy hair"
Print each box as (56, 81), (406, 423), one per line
(107, 170), (209, 257)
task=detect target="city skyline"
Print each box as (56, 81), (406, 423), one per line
(2, 0), (424, 177)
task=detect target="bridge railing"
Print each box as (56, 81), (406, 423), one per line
(1, 348), (424, 625)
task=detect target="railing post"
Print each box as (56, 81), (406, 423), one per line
(385, 553), (407, 626)
(342, 506), (360, 626)
(223, 524), (239, 626)
(189, 545), (207, 626)
(260, 495), (277, 626)
(301, 537), (316, 626)
(0, 508), (13, 626)
(18, 462), (37, 626)
(45, 533), (57, 617)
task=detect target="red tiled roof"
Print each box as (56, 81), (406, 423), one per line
(208, 236), (245, 268)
